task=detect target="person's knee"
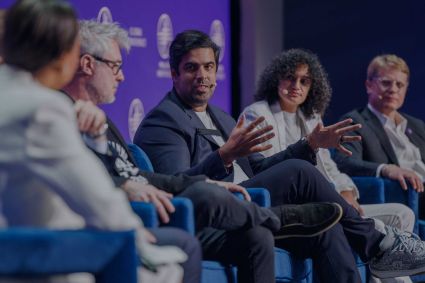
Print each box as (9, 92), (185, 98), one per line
(173, 229), (202, 259)
(184, 181), (232, 211)
(393, 203), (415, 232)
(151, 227), (201, 255)
(269, 159), (329, 199)
(379, 203), (415, 232)
(272, 159), (325, 185)
(280, 159), (317, 174)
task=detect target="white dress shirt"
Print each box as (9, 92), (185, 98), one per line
(367, 104), (425, 181)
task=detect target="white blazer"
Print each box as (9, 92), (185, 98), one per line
(242, 100), (359, 197)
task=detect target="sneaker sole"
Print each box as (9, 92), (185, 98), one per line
(274, 203), (343, 240)
(370, 265), (425, 279)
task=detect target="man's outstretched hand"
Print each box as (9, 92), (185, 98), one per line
(219, 115), (275, 165)
(307, 118), (362, 156)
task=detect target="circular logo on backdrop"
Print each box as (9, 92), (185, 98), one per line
(209, 20), (225, 62)
(156, 14), (174, 60)
(97, 7), (113, 23)
(128, 98), (145, 141)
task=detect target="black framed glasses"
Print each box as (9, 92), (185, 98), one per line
(90, 54), (123, 75)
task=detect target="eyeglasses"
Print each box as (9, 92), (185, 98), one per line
(282, 74), (312, 88)
(372, 77), (407, 91)
(90, 54), (123, 75)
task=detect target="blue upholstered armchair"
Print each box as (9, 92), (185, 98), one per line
(352, 177), (420, 234)
(0, 228), (138, 283)
(128, 143), (313, 283)
(131, 191), (313, 283)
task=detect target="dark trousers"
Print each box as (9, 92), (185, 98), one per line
(419, 191), (425, 219)
(240, 159), (384, 282)
(150, 227), (202, 283)
(179, 182), (278, 283)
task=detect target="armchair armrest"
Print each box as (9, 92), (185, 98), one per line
(131, 198), (195, 235)
(0, 228), (137, 283)
(382, 178), (418, 212)
(352, 177), (385, 205)
(128, 143), (154, 172)
(164, 197), (195, 236)
(352, 177), (419, 234)
(246, 188), (271, 207)
(233, 188), (271, 208)
(131, 201), (159, 228)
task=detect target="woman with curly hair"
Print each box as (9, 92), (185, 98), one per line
(242, 49), (415, 283)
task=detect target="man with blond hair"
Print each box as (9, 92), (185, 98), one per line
(334, 54), (425, 219)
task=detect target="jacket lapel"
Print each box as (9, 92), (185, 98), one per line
(169, 90), (221, 147)
(362, 108), (399, 165)
(170, 90), (254, 177)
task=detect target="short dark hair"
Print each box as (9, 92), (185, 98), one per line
(255, 49), (332, 119)
(3, 0), (78, 73)
(169, 30), (220, 74)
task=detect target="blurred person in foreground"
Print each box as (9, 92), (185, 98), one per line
(0, 1), (186, 282)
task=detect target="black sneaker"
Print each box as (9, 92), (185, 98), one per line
(270, 202), (343, 239)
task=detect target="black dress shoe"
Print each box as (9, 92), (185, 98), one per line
(269, 202), (343, 239)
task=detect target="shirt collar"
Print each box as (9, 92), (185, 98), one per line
(367, 103), (407, 131)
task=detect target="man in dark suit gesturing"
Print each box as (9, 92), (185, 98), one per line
(333, 54), (425, 217)
(64, 20), (353, 283)
(135, 30), (425, 281)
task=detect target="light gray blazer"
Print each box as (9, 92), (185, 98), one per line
(242, 100), (359, 197)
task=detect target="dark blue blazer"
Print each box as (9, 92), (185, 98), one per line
(134, 90), (317, 181)
(333, 107), (425, 177)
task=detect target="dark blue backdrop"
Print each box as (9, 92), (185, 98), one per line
(284, 0), (425, 124)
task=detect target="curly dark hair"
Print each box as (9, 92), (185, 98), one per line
(255, 49), (332, 119)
